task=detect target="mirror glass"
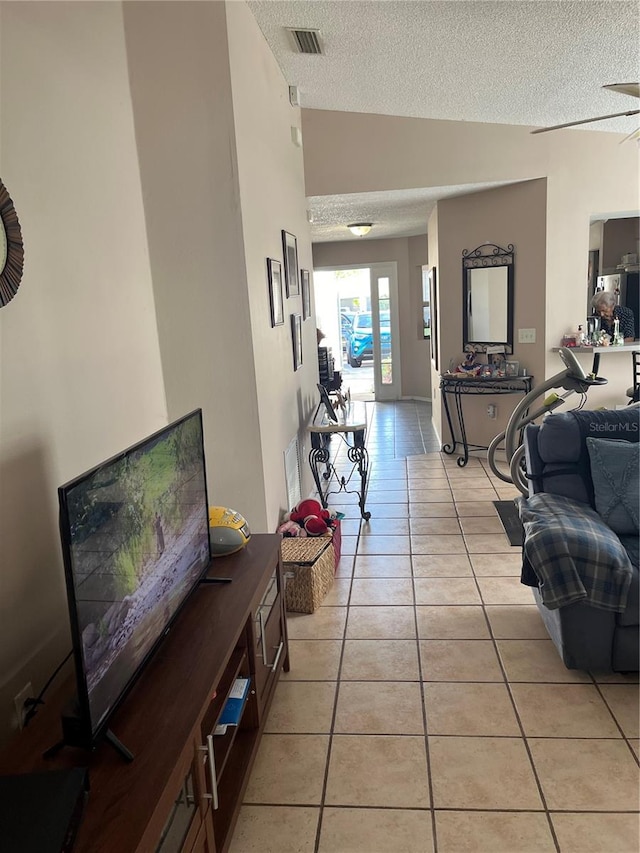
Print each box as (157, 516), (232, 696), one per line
(462, 243), (514, 351)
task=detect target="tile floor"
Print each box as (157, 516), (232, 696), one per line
(230, 401), (640, 853)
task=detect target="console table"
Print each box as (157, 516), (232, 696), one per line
(0, 535), (289, 853)
(309, 400), (371, 519)
(440, 374), (533, 466)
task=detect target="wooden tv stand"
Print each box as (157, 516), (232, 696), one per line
(0, 534), (289, 853)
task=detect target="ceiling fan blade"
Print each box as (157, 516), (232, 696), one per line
(619, 127), (640, 145)
(531, 109), (640, 134)
(603, 83), (640, 99)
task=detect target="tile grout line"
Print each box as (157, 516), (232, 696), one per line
(458, 493), (562, 852)
(408, 453), (440, 853)
(312, 478), (362, 853)
(418, 457), (563, 850)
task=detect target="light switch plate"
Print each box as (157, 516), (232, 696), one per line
(518, 328), (536, 344)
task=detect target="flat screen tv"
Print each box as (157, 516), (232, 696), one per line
(58, 409), (211, 751)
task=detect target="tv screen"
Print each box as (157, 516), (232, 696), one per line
(59, 409), (211, 746)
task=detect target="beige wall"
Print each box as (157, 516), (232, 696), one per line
(312, 235), (430, 398)
(0, 0), (316, 746)
(302, 110), (544, 196)
(226, 1), (318, 526)
(434, 180), (547, 448)
(542, 135), (639, 407)
(0, 1), (167, 742)
(408, 234), (431, 399)
(303, 109), (639, 409)
(427, 208), (441, 435)
(123, 1), (266, 527)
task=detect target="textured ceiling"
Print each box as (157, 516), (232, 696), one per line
(307, 181), (520, 242)
(248, 1), (640, 240)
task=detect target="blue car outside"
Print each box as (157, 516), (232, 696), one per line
(347, 311), (391, 367)
(340, 312), (354, 352)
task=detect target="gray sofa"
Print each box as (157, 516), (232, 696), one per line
(520, 407), (639, 672)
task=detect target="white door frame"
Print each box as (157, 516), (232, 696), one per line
(315, 262), (401, 401)
(370, 262), (401, 401)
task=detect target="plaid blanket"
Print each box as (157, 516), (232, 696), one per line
(518, 493), (633, 612)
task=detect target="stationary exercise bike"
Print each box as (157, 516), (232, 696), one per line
(487, 347), (607, 496)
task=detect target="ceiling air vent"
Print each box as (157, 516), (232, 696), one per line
(287, 28), (322, 55)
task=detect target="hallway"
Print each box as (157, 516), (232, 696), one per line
(231, 401), (639, 853)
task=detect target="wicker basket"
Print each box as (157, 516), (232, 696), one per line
(281, 537), (335, 614)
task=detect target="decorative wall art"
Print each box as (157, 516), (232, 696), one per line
(291, 313), (303, 371)
(429, 267), (439, 371)
(301, 269), (311, 319)
(282, 230), (299, 297)
(0, 178), (24, 307)
(267, 258), (284, 326)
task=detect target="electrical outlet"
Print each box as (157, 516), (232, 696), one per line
(487, 404), (497, 419)
(518, 328), (536, 344)
(14, 682), (33, 730)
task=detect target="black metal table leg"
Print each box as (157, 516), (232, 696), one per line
(351, 429), (370, 520)
(441, 385), (458, 455)
(454, 386), (470, 466)
(309, 442), (331, 509)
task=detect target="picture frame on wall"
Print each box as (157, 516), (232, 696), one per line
(267, 258), (284, 327)
(301, 269), (311, 319)
(429, 267), (439, 371)
(291, 313), (303, 371)
(282, 230), (299, 297)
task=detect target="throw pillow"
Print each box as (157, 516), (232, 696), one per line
(586, 438), (639, 535)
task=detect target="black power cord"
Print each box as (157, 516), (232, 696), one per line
(23, 650), (73, 727)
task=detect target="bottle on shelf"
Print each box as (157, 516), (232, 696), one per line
(612, 317), (624, 346)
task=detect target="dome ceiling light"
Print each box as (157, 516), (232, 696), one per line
(347, 223), (373, 237)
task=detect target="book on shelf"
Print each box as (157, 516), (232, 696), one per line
(214, 677), (250, 735)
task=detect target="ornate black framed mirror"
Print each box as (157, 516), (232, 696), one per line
(0, 179), (24, 307)
(462, 242), (514, 353)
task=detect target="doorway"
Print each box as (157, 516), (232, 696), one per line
(314, 263), (401, 402)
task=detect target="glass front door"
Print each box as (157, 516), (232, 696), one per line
(314, 263), (400, 402)
(371, 263), (400, 401)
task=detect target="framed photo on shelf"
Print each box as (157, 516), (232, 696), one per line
(301, 269), (311, 319)
(489, 353), (506, 374)
(291, 313), (303, 371)
(317, 382), (338, 423)
(267, 258), (284, 327)
(505, 360), (519, 377)
(282, 230), (299, 297)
